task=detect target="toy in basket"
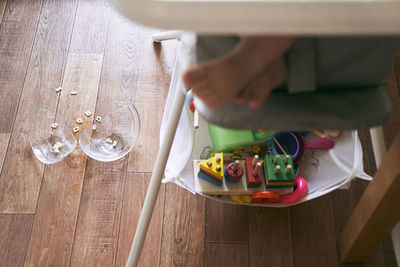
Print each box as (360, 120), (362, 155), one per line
(192, 123), (339, 205)
(161, 80), (371, 209)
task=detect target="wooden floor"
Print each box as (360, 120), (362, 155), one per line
(0, 0), (399, 266)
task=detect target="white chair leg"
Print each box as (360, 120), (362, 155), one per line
(152, 30), (183, 42)
(369, 126), (386, 167)
(125, 82), (186, 267)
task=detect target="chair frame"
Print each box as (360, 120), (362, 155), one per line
(341, 128), (400, 263)
(110, 0), (400, 35)
(124, 33), (400, 266)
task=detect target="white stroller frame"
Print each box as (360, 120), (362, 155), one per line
(119, 30), (400, 266)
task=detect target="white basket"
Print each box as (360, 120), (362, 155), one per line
(160, 35), (372, 207)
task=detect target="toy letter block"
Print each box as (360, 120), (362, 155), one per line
(264, 154), (295, 185)
(245, 157), (263, 187)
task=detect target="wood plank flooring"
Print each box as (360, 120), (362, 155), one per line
(0, 0), (77, 213)
(0, 1), (398, 266)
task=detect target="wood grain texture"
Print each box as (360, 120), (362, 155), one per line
(69, 0), (110, 54)
(205, 200), (248, 243)
(291, 195), (338, 267)
(23, 53), (103, 267)
(330, 130), (385, 266)
(0, 0), (41, 51)
(395, 52), (400, 93)
(381, 55), (400, 267)
(340, 130), (383, 266)
(384, 63), (400, 147)
(205, 243), (248, 267)
(358, 130), (377, 175)
(331, 180), (386, 266)
(115, 173), (165, 267)
(0, 133), (8, 174)
(127, 36), (176, 172)
(0, 49), (34, 134)
(0, 214), (33, 267)
(160, 184), (205, 267)
(332, 66), (399, 266)
(0, 0), (6, 23)
(396, 54), (400, 91)
(338, 66), (399, 263)
(0, 0), (42, 126)
(382, 237), (398, 267)
(248, 206), (292, 267)
(0, 0), (78, 213)
(92, 10), (142, 118)
(1, 0), (31, 22)
(340, 134), (400, 262)
(0, 0), (42, 174)
(70, 11), (144, 267)
(127, 99), (166, 172)
(69, 159), (127, 267)
(0, 2), (398, 267)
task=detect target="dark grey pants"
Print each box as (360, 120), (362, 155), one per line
(194, 36), (399, 130)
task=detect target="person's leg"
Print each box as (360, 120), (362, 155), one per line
(183, 36), (295, 108)
(235, 57), (287, 108)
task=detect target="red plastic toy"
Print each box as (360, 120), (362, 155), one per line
(251, 191), (280, 203)
(280, 176), (308, 204)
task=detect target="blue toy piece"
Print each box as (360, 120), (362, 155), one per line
(264, 139), (279, 155)
(198, 171), (222, 186)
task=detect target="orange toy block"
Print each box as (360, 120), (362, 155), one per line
(251, 191), (280, 203)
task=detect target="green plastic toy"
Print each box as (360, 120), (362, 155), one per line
(208, 123), (255, 152)
(253, 130), (275, 141)
(264, 154), (296, 184)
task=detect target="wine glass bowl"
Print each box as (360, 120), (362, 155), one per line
(29, 107), (77, 164)
(79, 104), (141, 162)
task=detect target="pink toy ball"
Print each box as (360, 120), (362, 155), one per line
(280, 176), (308, 205)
